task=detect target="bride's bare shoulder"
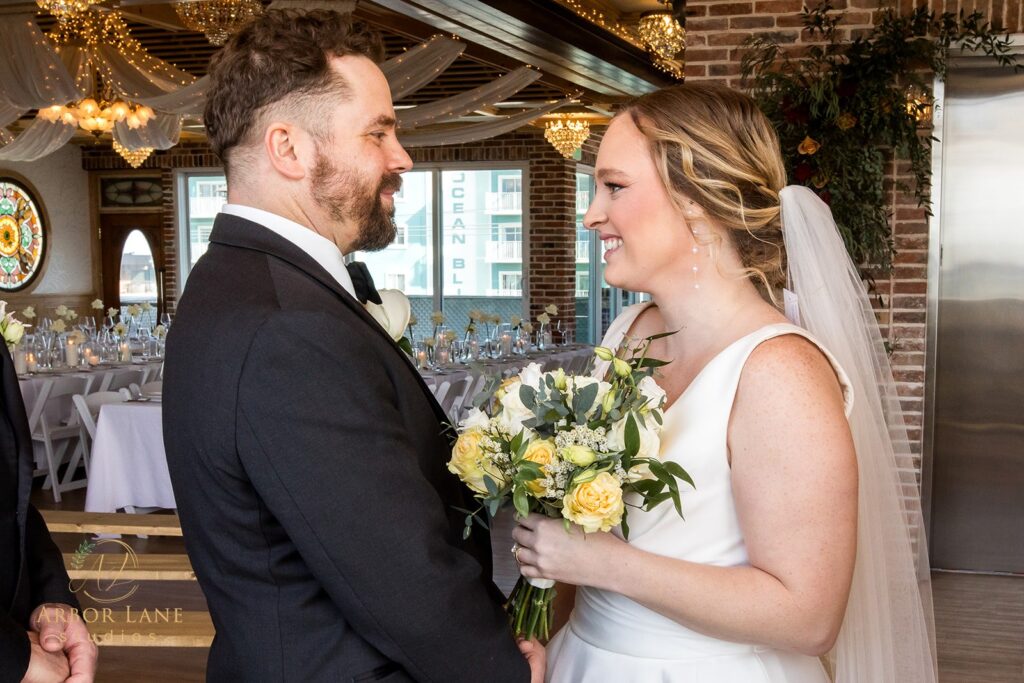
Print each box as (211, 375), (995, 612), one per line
(736, 333), (848, 425)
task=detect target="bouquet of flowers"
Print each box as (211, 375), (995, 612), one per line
(447, 333), (694, 640)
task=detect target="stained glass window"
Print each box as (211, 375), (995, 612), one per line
(0, 178), (46, 291)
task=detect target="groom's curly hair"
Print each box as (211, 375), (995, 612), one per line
(203, 9), (384, 178)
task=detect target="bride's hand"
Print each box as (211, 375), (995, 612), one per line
(511, 513), (627, 587)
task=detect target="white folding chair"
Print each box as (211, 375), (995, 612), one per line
(99, 368), (146, 394)
(126, 379), (162, 399)
(440, 376), (473, 423)
(432, 380), (452, 407)
(71, 390), (130, 477)
(28, 376), (93, 502)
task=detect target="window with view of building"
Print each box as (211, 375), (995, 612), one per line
(177, 167), (527, 340)
(179, 173), (227, 281)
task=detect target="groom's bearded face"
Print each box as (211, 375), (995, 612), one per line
(310, 144), (402, 252)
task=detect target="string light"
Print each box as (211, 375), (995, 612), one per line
(544, 115), (590, 158)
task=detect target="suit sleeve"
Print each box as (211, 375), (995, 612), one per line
(0, 613), (29, 683)
(25, 505), (79, 610)
(236, 312), (529, 683)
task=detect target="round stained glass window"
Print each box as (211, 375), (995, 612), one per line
(0, 178), (46, 291)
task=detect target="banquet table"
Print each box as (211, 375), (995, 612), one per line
(84, 401), (175, 514)
(18, 361), (163, 470)
(80, 346), (594, 515)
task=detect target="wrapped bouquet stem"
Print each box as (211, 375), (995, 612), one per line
(448, 333), (695, 641)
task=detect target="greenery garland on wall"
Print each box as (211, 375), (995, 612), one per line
(741, 2), (1020, 273)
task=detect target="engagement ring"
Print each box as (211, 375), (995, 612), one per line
(511, 542), (522, 564)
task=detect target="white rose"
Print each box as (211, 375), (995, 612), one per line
(498, 380), (535, 436)
(364, 289), (411, 342)
(517, 363), (544, 391)
(459, 407), (490, 430)
(565, 376), (611, 417)
(636, 376), (668, 412)
(607, 413), (662, 480)
(3, 317), (24, 346)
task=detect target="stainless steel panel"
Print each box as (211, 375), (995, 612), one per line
(929, 61), (1024, 573)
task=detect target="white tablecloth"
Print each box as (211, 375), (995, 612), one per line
(84, 402), (175, 514)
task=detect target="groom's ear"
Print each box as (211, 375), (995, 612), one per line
(264, 122), (306, 181)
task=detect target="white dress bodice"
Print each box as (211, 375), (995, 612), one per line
(546, 303), (854, 682)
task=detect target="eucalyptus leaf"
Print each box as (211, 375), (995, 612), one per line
(624, 413), (640, 458)
(513, 486), (529, 519)
(519, 384), (537, 410)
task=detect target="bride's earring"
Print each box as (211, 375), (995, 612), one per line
(686, 203), (703, 290)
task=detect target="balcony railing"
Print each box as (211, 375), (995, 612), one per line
(188, 196), (226, 219)
(576, 190), (591, 213)
(576, 239), (590, 262)
(486, 288), (524, 297)
(485, 240), (523, 262)
(485, 191), (523, 213)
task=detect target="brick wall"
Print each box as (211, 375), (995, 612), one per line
(681, 0), (1023, 468)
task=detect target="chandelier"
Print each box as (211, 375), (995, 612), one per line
(38, 98), (155, 137)
(175, 0), (264, 46)
(637, 9), (686, 60)
(112, 140), (153, 168)
(35, 0), (94, 18)
(544, 116), (591, 159)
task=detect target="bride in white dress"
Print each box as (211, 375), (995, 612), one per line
(511, 84), (937, 682)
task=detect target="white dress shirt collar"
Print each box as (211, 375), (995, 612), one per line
(220, 204), (355, 299)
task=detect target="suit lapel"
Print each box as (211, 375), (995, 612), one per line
(208, 214), (452, 429)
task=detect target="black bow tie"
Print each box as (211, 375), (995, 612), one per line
(346, 260), (382, 305)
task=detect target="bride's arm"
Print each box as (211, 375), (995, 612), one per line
(513, 335), (858, 656)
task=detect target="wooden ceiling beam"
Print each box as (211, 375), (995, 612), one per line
(360, 0), (670, 99)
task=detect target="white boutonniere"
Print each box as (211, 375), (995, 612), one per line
(364, 289), (413, 355)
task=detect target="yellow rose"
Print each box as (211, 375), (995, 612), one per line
(494, 376), (519, 401)
(561, 444), (596, 467)
(562, 472), (624, 533)
(522, 439), (557, 495)
(448, 429), (502, 495)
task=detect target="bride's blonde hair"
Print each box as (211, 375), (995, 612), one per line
(619, 83), (788, 299)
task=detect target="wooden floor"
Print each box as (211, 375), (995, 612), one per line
(32, 488), (1024, 682)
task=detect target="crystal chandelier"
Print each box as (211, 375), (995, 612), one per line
(637, 9), (686, 60)
(35, 0), (94, 18)
(113, 140), (153, 168)
(175, 0), (264, 46)
(544, 116), (591, 159)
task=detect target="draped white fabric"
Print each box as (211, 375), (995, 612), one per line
(397, 66), (541, 128)
(0, 118), (76, 162)
(380, 36), (466, 101)
(780, 186), (937, 683)
(136, 76), (209, 116)
(0, 102), (23, 129)
(96, 44), (196, 100)
(114, 114), (181, 150)
(399, 98), (571, 147)
(0, 14), (81, 110)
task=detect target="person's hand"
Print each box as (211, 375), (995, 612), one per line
(20, 631), (69, 683)
(511, 513), (627, 588)
(30, 603), (98, 683)
(517, 637), (546, 683)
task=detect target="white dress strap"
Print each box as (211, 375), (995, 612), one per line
(725, 322), (855, 418)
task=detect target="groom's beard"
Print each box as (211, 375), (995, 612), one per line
(310, 148), (402, 252)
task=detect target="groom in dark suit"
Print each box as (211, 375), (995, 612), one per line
(163, 10), (539, 683)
